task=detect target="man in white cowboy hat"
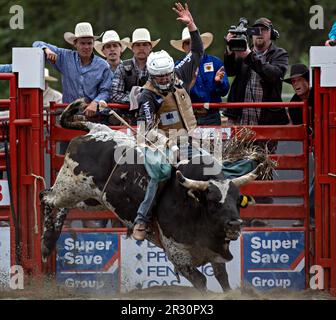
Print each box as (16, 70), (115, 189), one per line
(171, 28), (230, 125)
(33, 22), (113, 118)
(110, 27), (160, 124)
(94, 30), (130, 75)
(43, 68), (62, 108)
(132, 2), (204, 241)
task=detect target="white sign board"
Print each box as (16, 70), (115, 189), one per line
(0, 227), (10, 287)
(12, 47), (45, 90)
(310, 46), (336, 87)
(120, 236), (240, 293)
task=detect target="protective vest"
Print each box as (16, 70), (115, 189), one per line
(143, 80), (197, 134)
(123, 59), (148, 92)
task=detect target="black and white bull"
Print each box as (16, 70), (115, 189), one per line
(40, 101), (260, 292)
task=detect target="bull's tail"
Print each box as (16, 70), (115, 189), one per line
(60, 99), (91, 132)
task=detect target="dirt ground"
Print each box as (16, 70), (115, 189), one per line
(0, 278), (335, 300)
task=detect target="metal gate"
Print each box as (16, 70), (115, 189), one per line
(0, 73), (44, 274)
(313, 67), (336, 294)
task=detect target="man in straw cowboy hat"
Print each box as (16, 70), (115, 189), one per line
(132, 2), (204, 241)
(33, 22), (113, 118)
(110, 27), (160, 124)
(171, 28), (229, 125)
(43, 68), (62, 108)
(94, 30), (130, 75)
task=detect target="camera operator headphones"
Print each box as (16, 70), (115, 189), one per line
(253, 17), (280, 40)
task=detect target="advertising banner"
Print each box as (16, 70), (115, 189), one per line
(242, 229), (305, 290)
(56, 231), (121, 294)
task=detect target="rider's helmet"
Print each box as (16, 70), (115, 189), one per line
(146, 50), (175, 92)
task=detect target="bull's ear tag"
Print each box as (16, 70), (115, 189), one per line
(240, 195), (248, 208)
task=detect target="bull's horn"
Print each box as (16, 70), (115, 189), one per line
(231, 164), (263, 187)
(176, 171), (209, 191)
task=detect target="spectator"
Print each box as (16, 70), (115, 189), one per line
(283, 63), (314, 227)
(224, 17), (289, 226)
(94, 30), (130, 75)
(283, 64), (312, 125)
(109, 28), (160, 124)
(94, 30), (130, 228)
(0, 64), (12, 125)
(33, 22), (113, 118)
(43, 68), (62, 108)
(0, 64), (12, 73)
(171, 28), (230, 125)
(325, 21), (336, 46)
(223, 17), (289, 138)
(132, 3), (203, 241)
(0, 64), (12, 172)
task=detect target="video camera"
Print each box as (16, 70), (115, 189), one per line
(227, 18), (261, 52)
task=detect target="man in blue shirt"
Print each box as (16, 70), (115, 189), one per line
(0, 64), (12, 73)
(171, 27), (230, 125)
(33, 22), (113, 117)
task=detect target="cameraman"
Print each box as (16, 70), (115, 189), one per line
(223, 17), (289, 134)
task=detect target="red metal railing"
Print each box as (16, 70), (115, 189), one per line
(1, 73), (45, 274)
(313, 67), (336, 294)
(0, 73), (17, 269)
(49, 101), (308, 219)
(12, 87), (45, 274)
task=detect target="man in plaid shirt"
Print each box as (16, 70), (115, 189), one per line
(223, 17), (289, 129)
(109, 28), (160, 124)
(223, 18), (289, 226)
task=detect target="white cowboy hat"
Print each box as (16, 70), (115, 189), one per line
(94, 30), (130, 57)
(121, 28), (160, 50)
(44, 68), (57, 82)
(64, 22), (101, 45)
(170, 27), (213, 52)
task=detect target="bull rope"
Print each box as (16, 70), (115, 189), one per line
(31, 174), (46, 234)
(99, 148), (128, 206)
(109, 110), (171, 161)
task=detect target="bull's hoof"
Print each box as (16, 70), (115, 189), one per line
(41, 241), (51, 263)
(41, 230), (59, 263)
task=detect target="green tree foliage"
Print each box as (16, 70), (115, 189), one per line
(0, 0), (335, 95)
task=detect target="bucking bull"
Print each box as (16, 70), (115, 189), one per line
(40, 100), (263, 292)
